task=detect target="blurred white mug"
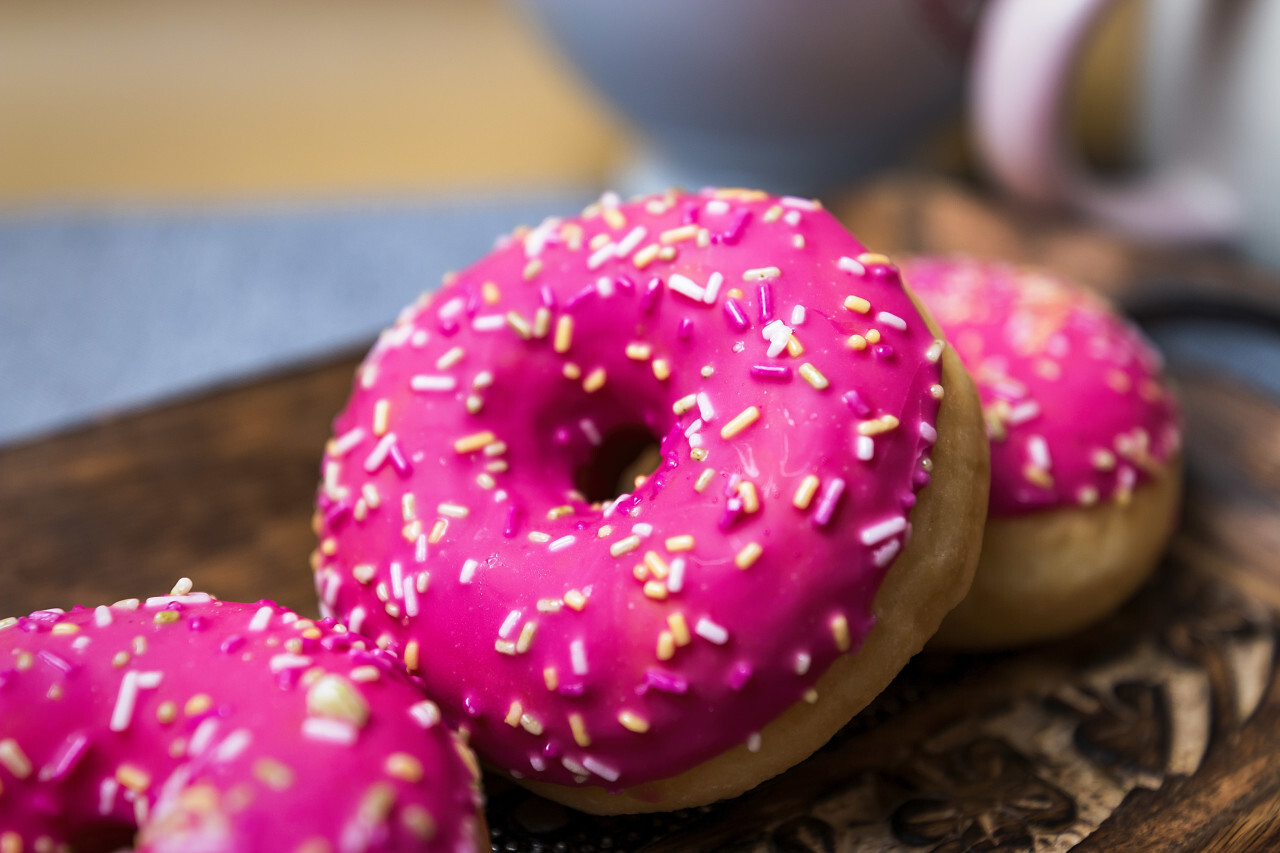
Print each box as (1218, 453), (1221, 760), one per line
(973, 0), (1280, 268)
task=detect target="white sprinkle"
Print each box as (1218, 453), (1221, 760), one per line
(269, 653), (312, 673)
(790, 305), (806, 325)
(561, 756), (590, 777)
(684, 418), (703, 438)
(580, 418), (603, 446)
(390, 561), (404, 598)
(861, 516), (907, 546)
(632, 522), (654, 538)
(409, 700), (441, 728)
(747, 732), (762, 752)
(696, 391), (716, 422)
(856, 435), (875, 461)
(109, 671), (141, 733)
(459, 558), (479, 585)
(919, 422), (938, 444)
(838, 256), (866, 275)
(1028, 435), (1052, 469)
(99, 778), (119, 816)
(135, 671), (162, 690)
(549, 535), (576, 552)
(706, 199), (730, 215)
(587, 240), (617, 270)
(321, 570), (341, 608)
(582, 756), (620, 783)
(248, 605), (274, 632)
(302, 717), (358, 745)
(499, 610), (523, 639)
(688, 433), (704, 449)
(694, 617), (729, 645)
(530, 755), (546, 772)
(473, 370), (494, 389)
(188, 719), (219, 757)
(404, 577), (420, 617)
(781, 195), (818, 210)
(436, 346), (465, 370)
(668, 273), (706, 302)
(471, 314), (506, 332)
(347, 606), (367, 636)
(570, 639), (589, 675)
(410, 375), (458, 392)
(876, 311), (907, 331)
(363, 432), (397, 473)
(94, 606), (113, 627)
(330, 427), (366, 457)
(213, 729), (252, 763)
(873, 539), (902, 568)
(1006, 401), (1041, 426)
(144, 593), (212, 608)
(595, 275), (615, 297)
(438, 296), (466, 319)
(703, 271), (724, 304)
(615, 225), (647, 258)
(667, 558), (686, 593)
(794, 652), (811, 675)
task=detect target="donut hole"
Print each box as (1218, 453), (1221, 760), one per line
(574, 425), (663, 503)
(69, 821), (136, 852)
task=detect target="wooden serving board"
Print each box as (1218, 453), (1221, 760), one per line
(3, 178), (1279, 852)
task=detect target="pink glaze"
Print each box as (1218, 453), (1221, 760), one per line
(0, 593), (481, 852)
(902, 256), (1180, 516)
(313, 189), (945, 794)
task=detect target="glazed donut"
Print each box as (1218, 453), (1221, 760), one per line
(901, 257), (1182, 650)
(0, 586), (485, 852)
(312, 188), (989, 813)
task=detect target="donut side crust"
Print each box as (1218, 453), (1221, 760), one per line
(930, 457), (1182, 651)
(518, 288), (991, 813)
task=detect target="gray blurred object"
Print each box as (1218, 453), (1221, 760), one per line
(518, 0), (983, 195)
(0, 191), (590, 445)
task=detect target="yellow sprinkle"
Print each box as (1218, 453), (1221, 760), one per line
(385, 752), (424, 783)
(665, 534), (695, 552)
(0, 740), (32, 779)
(306, 675), (369, 728)
(858, 415), (900, 436)
(401, 493), (417, 521)
(506, 310), (532, 340)
(520, 713), (544, 736)
(931, 384), (945, 399)
(522, 259), (543, 281)
(454, 431), (496, 454)
(737, 481), (760, 513)
(696, 228), (710, 248)
(563, 589), (587, 611)
(185, 694), (213, 717)
(554, 315), (574, 354)
(720, 406), (761, 440)
(112, 651), (130, 668)
(803, 688), (820, 704)
(694, 468), (716, 492)
(793, 234), (805, 249)
(618, 711), (651, 734)
(1024, 464), (1054, 489)
(843, 295), (871, 314)
(476, 472), (495, 490)
(504, 700), (523, 727)
(154, 611), (180, 625)
(516, 621), (538, 654)
(651, 359), (671, 381)
(672, 393), (698, 415)
(560, 222), (584, 250)
(428, 519), (448, 544)
(481, 281), (501, 304)
(856, 251), (891, 266)
(156, 701), (178, 725)
(485, 460), (509, 473)
(436, 346), (464, 370)
(569, 712), (591, 747)
(402, 805), (437, 841)
(632, 243), (661, 269)
(831, 614), (851, 652)
(588, 231), (610, 250)
(603, 206), (626, 230)
(116, 763), (151, 792)
(546, 505), (574, 520)
(401, 520), (423, 543)
(372, 399), (390, 436)
(254, 758), (295, 791)
(562, 362), (581, 380)
(847, 334), (867, 351)
(656, 631), (676, 661)
(643, 580), (668, 600)
(786, 334), (805, 357)
(597, 525), (613, 538)
(865, 328), (881, 344)
(643, 551), (670, 579)
(735, 542), (763, 570)
(632, 563), (649, 582)
(437, 503), (469, 519)
(798, 363), (829, 390)
(544, 667), (559, 691)
(763, 204), (783, 222)
(668, 613), (691, 646)
(690, 447), (708, 461)
(533, 306), (551, 339)
(610, 535), (642, 558)
(51, 622), (80, 635)
(660, 224), (699, 243)
(527, 531), (551, 544)
(494, 640), (517, 655)
(658, 245), (677, 261)
(583, 367), (607, 393)
(794, 475), (821, 509)
(626, 342), (653, 361)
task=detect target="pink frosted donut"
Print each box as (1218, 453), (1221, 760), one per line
(312, 188), (988, 812)
(902, 256), (1182, 649)
(0, 587), (485, 852)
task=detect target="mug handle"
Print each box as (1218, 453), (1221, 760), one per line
(971, 0), (1242, 242)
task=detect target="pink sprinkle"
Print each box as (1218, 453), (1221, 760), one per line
(640, 669), (689, 695)
(38, 732), (89, 782)
(716, 209), (751, 245)
(615, 274), (636, 294)
(873, 344), (894, 359)
(718, 497), (744, 530)
(758, 282), (774, 322)
(750, 364), (792, 381)
(678, 318), (694, 340)
(812, 477), (846, 527)
(640, 277), (664, 314)
(37, 650), (74, 676)
(728, 661), (753, 690)
(842, 390), (872, 417)
(503, 504), (521, 538)
(539, 285), (557, 308)
(565, 285), (597, 311)
(324, 501), (352, 529)
(437, 317), (459, 337)
(724, 298), (750, 331)
(387, 443), (413, 477)
(681, 201), (700, 225)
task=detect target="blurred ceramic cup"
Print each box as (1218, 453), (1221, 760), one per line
(973, 0), (1280, 269)
(518, 0), (982, 195)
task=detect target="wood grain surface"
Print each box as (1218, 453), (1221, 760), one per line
(3, 178), (1279, 851)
